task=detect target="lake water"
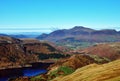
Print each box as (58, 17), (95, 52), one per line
(0, 68), (47, 81)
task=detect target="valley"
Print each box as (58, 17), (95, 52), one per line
(1, 0), (120, 80)
(0, 26), (120, 81)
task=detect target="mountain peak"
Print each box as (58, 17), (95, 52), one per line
(72, 26), (88, 29)
(71, 26), (95, 32)
(73, 26), (86, 29)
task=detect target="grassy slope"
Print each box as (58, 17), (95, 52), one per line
(52, 59), (120, 81)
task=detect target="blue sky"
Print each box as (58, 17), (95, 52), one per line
(0, 0), (120, 33)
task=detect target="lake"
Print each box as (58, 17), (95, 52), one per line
(0, 68), (47, 81)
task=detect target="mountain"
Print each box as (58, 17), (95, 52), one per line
(36, 26), (120, 49)
(36, 26), (95, 42)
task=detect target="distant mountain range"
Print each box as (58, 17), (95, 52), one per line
(10, 32), (42, 38)
(37, 26), (120, 42)
(0, 32), (42, 38)
(1, 26), (120, 49)
(0, 33), (9, 36)
(36, 26), (120, 49)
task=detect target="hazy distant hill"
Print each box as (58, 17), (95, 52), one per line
(37, 26), (120, 49)
(10, 34), (29, 38)
(0, 32), (41, 39)
(0, 33), (9, 36)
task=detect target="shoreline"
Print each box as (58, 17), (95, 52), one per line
(0, 61), (55, 70)
(0, 61), (54, 78)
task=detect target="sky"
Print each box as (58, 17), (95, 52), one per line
(0, 0), (120, 34)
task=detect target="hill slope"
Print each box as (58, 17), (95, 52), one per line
(25, 54), (109, 81)
(53, 59), (120, 81)
(81, 42), (120, 60)
(0, 36), (65, 68)
(0, 36), (37, 68)
(48, 54), (108, 70)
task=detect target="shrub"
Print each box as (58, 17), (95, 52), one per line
(58, 66), (75, 75)
(50, 66), (75, 78)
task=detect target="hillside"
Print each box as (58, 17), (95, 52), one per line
(0, 36), (66, 68)
(81, 42), (120, 60)
(37, 26), (120, 49)
(9, 41), (120, 81)
(48, 54), (108, 70)
(52, 59), (120, 81)
(0, 36), (22, 43)
(13, 54), (112, 81)
(18, 54), (108, 81)
(0, 36), (37, 68)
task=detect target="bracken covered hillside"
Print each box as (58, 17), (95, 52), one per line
(53, 59), (120, 81)
(24, 54), (108, 81)
(82, 42), (120, 60)
(13, 54), (116, 81)
(0, 36), (65, 68)
(49, 54), (98, 70)
(0, 43), (38, 68)
(0, 36), (38, 68)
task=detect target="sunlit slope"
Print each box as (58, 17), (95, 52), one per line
(82, 42), (120, 60)
(53, 59), (120, 81)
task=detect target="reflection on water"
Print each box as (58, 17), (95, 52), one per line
(0, 68), (47, 81)
(0, 77), (8, 81)
(23, 68), (47, 76)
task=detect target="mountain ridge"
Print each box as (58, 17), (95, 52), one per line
(37, 26), (120, 42)
(36, 26), (120, 49)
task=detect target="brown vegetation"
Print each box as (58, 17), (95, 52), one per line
(53, 59), (120, 81)
(82, 42), (120, 60)
(48, 54), (96, 70)
(0, 43), (38, 68)
(0, 36), (62, 68)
